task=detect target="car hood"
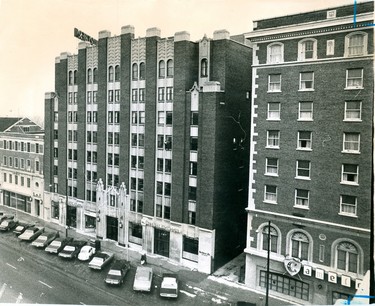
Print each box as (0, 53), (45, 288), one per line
(78, 253), (90, 260)
(133, 279), (151, 290)
(19, 233), (33, 239)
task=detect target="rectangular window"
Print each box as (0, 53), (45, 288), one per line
(131, 156), (137, 168)
(131, 112), (137, 124)
(191, 112), (198, 126)
(68, 92), (72, 104)
(158, 87), (165, 101)
(296, 160), (310, 179)
(165, 159), (172, 173)
(114, 111), (120, 123)
(93, 111), (97, 123)
(295, 189), (309, 207)
(166, 87), (173, 101)
(267, 102), (280, 120)
(138, 179), (143, 191)
(345, 101), (361, 121)
(164, 182), (171, 196)
(343, 133), (360, 153)
(346, 69), (363, 89)
(300, 72), (314, 90)
(87, 91), (92, 103)
(298, 131), (312, 150)
(264, 185), (277, 203)
(108, 90), (114, 102)
(3, 156), (6, 166)
(138, 111), (145, 124)
(190, 137), (198, 151)
(93, 91), (97, 103)
(268, 74), (281, 92)
(132, 89), (138, 102)
(189, 162), (197, 176)
(73, 92), (77, 104)
(115, 90), (120, 102)
(54, 112), (59, 122)
(138, 134), (144, 147)
(166, 112), (173, 125)
(157, 135), (164, 149)
(265, 158), (278, 176)
(341, 164), (358, 184)
(157, 158), (163, 172)
(108, 112), (113, 124)
(108, 132), (113, 145)
(14, 158), (18, 168)
(188, 186), (197, 201)
(348, 35), (365, 56)
(139, 88), (145, 102)
(299, 102), (313, 120)
(158, 112), (165, 125)
(138, 156), (144, 169)
(340, 195), (357, 216)
(156, 181), (163, 195)
(188, 211), (196, 225)
(131, 134), (137, 147)
(114, 132), (119, 145)
(267, 130), (280, 148)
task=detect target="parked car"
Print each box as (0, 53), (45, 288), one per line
(0, 219), (18, 231)
(18, 226), (44, 241)
(78, 245), (96, 261)
(58, 241), (86, 259)
(160, 273), (179, 298)
(133, 266), (153, 292)
(31, 231), (59, 248)
(105, 260), (130, 285)
(13, 223), (33, 236)
(45, 237), (73, 254)
(88, 251), (114, 270)
(0, 214), (14, 223)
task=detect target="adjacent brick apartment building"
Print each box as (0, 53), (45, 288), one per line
(244, 1), (373, 304)
(44, 27), (252, 273)
(0, 117), (45, 219)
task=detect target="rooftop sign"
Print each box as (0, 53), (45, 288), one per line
(74, 28), (98, 45)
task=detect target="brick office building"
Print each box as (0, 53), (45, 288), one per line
(244, 1), (373, 304)
(44, 27), (252, 273)
(0, 117), (45, 219)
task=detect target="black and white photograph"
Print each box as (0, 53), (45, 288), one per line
(0, 0), (373, 305)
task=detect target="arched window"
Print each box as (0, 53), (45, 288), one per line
(345, 32), (368, 57)
(73, 70), (77, 85)
(333, 241), (362, 274)
(87, 68), (92, 84)
(139, 62), (145, 79)
(108, 66), (114, 82)
(159, 60), (165, 78)
(93, 68), (98, 83)
(267, 43), (284, 63)
(132, 63), (138, 80)
(201, 58), (208, 77)
(68, 71), (73, 85)
(288, 231), (311, 261)
(261, 224), (279, 253)
(298, 39), (317, 61)
(114, 65), (120, 81)
(167, 59), (174, 77)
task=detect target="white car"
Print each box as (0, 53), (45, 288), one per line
(88, 251), (114, 270)
(78, 245), (96, 261)
(133, 266), (153, 292)
(18, 227), (44, 241)
(160, 273), (179, 298)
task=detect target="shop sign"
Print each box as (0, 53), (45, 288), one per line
(141, 217), (181, 233)
(74, 28), (98, 45)
(199, 251), (210, 257)
(284, 256), (302, 276)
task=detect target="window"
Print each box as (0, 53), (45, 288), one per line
(108, 66), (114, 82)
(139, 88), (145, 102)
(188, 211), (196, 225)
(267, 102), (280, 120)
(87, 68), (92, 84)
(132, 89), (138, 102)
(345, 101), (361, 121)
(138, 112), (145, 124)
(157, 158), (163, 172)
(87, 112), (92, 123)
(157, 135), (164, 149)
(164, 182), (171, 196)
(346, 69), (363, 89)
(68, 70), (73, 85)
(298, 102), (313, 120)
(87, 91), (92, 104)
(189, 162), (197, 176)
(9, 157), (12, 167)
(266, 130), (280, 148)
(115, 65), (120, 81)
(191, 112), (198, 125)
(300, 72), (314, 90)
(264, 185), (277, 203)
(93, 68), (98, 83)
(201, 58), (208, 77)
(265, 158), (278, 176)
(114, 132), (119, 145)
(73, 92), (77, 104)
(296, 160), (310, 179)
(114, 90), (120, 102)
(290, 232), (310, 260)
(132, 63), (138, 80)
(138, 134), (144, 147)
(183, 236), (198, 256)
(108, 112), (114, 124)
(165, 135), (172, 150)
(73, 70), (77, 85)
(139, 62), (145, 79)
(108, 90), (114, 102)
(131, 112), (137, 124)
(114, 111), (120, 124)
(166, 87), (173, 101)
(345, 32), (368, 57)
(295, 189), (309, 208)
(108, 132), (113, 145)
(131, 156), (137, 168)
(158, 112), (165, 125)
(54, 112), (59, 122)
(159, 60), (165, 78)
(298, 131), (312, 150)
(342, 164), (359, 185)
(93, 91), (97, 103)
(336, 241), (359, 273)
(166, 112), (173, 125)
(188, 186), (197, 201)
(138, 179), (144, 191)
(340, 195), (357, 216)
(14, 158), (18, 168)
(131, 134), (137, 146)
(158, 87), (165, 101)
(167, 59), (173, 77)
(343, 133), (360, 153)
(156, 182), (163, 195)
(298, 39), (317, 60)
(261, 225), (278, 253)
(3, 156), (6, 166)
(165, 159), (172, 173)
(267, 43), (283, 63)
(190, 137), (198, 151)
(268, 74), (281, 92)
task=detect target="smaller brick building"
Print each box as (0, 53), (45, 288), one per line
(244, 1), (374, 304)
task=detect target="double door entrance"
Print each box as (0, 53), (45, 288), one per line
(154, 229), (170, 258)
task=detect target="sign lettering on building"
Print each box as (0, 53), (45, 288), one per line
(74, 28), (98, 45)
(141, 217), (181, 233)
(303, 265), (312, 276)
(341, 275), (351, 287)
(328, 272), (337, 283)
(315, 268), (325, 280)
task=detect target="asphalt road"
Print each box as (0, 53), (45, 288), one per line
(0, 229), (235, 305)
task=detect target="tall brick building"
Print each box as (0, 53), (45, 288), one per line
(44, 27), (252, 273)
(244, 1), (373, 304)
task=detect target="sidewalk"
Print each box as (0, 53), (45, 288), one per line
(0, 206), (298, 305)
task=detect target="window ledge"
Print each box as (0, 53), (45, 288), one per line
(343, 119), (362, 122)
(297, 119), (313, 122)
(295, 177), (311, 181)
(263, 200), (278, 205)
(266, 119), (281, 121)
(264, 173), (279, 177)
(266, 146), (280, 150)
(296, 148), (312, 151)
(345, 87), (364, 90)
(298, 89), (315, 92)
(340, 181), (359, 186)
(293, 205), (309, 210)
(267, 90), (282, 93)
(338, 213), (358, 218)
(341, 151), (361, 154)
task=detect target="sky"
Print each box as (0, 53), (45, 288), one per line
(0, 0), (359, 125)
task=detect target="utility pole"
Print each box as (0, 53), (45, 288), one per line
(265, 220), (271, 306)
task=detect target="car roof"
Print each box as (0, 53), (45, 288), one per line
(110, 260), (129, 269)
(136, 266), (152, 273)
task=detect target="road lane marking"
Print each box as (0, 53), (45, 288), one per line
(6, 263), (17, 269)
(180, 290), (196, 298)
(80, 302), (86, 305)
(17, 257), (24, 262)
(0, 283), (7, 299)
(38, 281), (53, 289)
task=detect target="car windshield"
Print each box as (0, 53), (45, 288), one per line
(108, 270), (121, 276)
(81, 247), (91, 253)
(1, 221), (9, 226)
(50, 241), (61, 247)
(64, 246), (75, 251)
(24, 229), (34, 234)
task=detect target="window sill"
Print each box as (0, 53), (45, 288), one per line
(297, 119), (313, 122)
(295, 177), (311, 181)
(340, 181), (359, 186)
(343, 119), (362, 122)
(298, 89), (314, 92)
(265, 146), (280, 150)
(344, 87), (364, 90)
(267, 90), (282, 93)
(264, 173), (278, 177)
(266, 118), (281, 121)
(338, 212), (357, 218)
(293, 205), (309, 210)
(263, 200), (277, 205)
(341, 151), (360, 154)
(296, 148), (312, 151)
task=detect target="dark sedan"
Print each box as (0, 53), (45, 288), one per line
(58, 241), (86, 259)
(0, 219), (18, 231)
(45, 237), (73, 254)
(105, 260), (130, 285)
(13, 223), (33, 236)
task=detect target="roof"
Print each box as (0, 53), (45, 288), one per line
(0, 117), (22, 132)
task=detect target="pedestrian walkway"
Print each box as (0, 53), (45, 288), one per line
(0, 206), (299, 305)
